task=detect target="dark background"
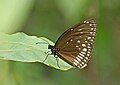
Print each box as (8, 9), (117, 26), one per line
(0, 0), (120, 85)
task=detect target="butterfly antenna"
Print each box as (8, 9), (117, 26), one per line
(36, 38), (52, 63)
(36, 37), (50, 45)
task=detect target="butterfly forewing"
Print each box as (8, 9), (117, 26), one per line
(55, 19), (96, 69)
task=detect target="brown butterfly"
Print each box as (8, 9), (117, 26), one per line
(41, 19), (96, 69)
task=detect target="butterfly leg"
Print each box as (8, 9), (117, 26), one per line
(55, 56), (60, 68)
(36, 41), (50, 63)
(42, 53), (51, 63)
(44, 51), (51, 54)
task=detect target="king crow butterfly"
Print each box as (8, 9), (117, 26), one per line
(43, 19), (96, 69)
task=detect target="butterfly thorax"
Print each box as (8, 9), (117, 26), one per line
(48, 45), (58, 56)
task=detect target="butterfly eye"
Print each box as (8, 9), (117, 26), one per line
(47, 19), (96, 69)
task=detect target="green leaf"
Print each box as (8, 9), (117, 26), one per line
(0, 32), (73, 71)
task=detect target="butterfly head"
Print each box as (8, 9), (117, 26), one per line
(48, 45), (58, 56)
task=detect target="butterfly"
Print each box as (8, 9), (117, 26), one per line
(39, 19), (96, 69)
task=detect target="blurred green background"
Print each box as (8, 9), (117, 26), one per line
(0, 0), (120, 85)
